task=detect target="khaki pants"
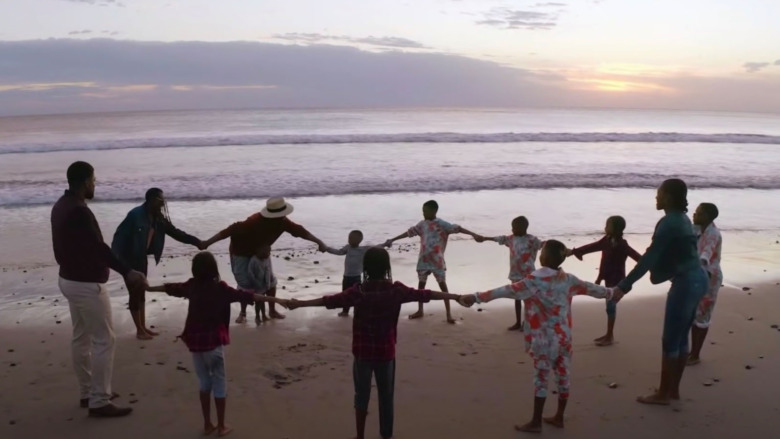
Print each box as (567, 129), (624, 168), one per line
(58, 278), (116, 408)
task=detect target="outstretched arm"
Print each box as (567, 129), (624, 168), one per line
(287, 297), (325, 309)
(324, 246), (348, 256)
(571, 237), (606, 260)
(617, 220), (673, 293)
(147, 285), (166, 293)
(162, 219), (202, 249)
(456, 227), (483, 240)
(385, 231), (411, 246)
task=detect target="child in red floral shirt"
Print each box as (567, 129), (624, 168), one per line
(147, 252), (284, 437)
(287, 247), (462, 439)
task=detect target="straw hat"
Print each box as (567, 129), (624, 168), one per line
(260, 197), (294, 218)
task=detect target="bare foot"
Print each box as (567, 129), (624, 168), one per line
(446, 316), (457, 324)
(338, 311), (350, 317)
(687, 356), (701, 366)
(270, 311), (286, 320)
(255, 316), (263, 325)
(408, 310), (424, 320)
(637, 392), (671, 406)
(217, 426), (233, 437)
(593, 334), (608, 342)
(235, 314), (247, 324)
(136, 332), (153, 341)
(204, 423), (217, 435)
(514, 421), (542, 433)
(145, 328), (159, 336)
(543, 416), (564, 428)
(507, 323), (522, 331)
(595, 337), (614, 347)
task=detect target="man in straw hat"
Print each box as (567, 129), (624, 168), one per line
(202, 197), (326, 319)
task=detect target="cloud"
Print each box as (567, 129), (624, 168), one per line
(0, 39), (779, 116)
(62, 0), (124, 5)
(533, 2), (567, 7)
(101, 30), (120, 36)
(476, 8), (560, 30)
(0, 39), (565, 115)
(743, 62), (771, 73)
(775, 59), (780, 66)
(68, 30), (93, 36)
(272, 33), (427, 49)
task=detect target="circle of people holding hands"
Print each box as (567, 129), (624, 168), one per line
(52, 161), (723, 438)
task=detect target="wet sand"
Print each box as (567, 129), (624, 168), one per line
(1, 248), (779, 438)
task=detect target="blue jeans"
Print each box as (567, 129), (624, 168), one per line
(662, 268), (708, 358)
(354, 359), (395, 439)
(192, 346), (227, 398)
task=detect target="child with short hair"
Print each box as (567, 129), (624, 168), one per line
(477, 215), (543, 331)
(286, 247), (463, 439)
(688, 203), (723, 365)
(147, 251), (284, 437)
(567, 215), (640, 346)
(236, 244), (276, 325)
(460, 240), (621, 433)
(323, 230), (385, 317)
(385, 199), (482, 323)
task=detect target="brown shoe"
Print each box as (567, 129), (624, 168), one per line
(88, 403), (133, 418)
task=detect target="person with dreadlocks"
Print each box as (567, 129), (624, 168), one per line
(112, 188), (204, 340)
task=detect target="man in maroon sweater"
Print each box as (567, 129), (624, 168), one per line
(202, 197), (326, 319)
(51, 161), (146, 417)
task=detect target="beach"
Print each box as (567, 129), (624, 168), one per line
(2, 233), (780, 438)
(2, 107), (780, 438)
(1, 264), (779, 439)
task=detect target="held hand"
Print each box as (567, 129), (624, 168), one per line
(474, 235), (485, 243)
(287, 299), (301, 310)
(317, 243), (327, 252)
(458, 295), (477, 308)
(611, 287), (625, 303)
(196, 240), (208, 251)
(275, 299), (291, 310)
(384, 239), (393, 248)
(564, 248), (573, 257)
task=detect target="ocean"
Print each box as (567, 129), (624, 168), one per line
(1, 108), (779, 303)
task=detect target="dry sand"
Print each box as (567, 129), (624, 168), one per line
(2, 271), (780, 439)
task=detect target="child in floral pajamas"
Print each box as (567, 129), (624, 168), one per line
(688, 203), (723, 365)
(385, 200), (482, 324)
(477, 215), (543, 331)
(460, 240), (620, 433)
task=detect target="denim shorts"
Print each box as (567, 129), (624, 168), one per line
(192, 346), (227, 398)
(230, 255), (253, 290)
(662, 267), (708, 358)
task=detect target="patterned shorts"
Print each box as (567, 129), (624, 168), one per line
(417, 268), (446, 284)
(694, 270), (723, 329)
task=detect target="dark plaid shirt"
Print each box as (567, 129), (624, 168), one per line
(572, 236), (641, 286)
(322, 280), (433, 362)
(165, 279), (255, 352)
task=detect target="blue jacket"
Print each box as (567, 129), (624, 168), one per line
(618, 210), (701, 293)
(111, 204), (200, 273)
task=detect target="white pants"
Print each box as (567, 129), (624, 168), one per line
(58, 278), (116, 408)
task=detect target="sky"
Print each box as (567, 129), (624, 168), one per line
(0, 0), (778, 116)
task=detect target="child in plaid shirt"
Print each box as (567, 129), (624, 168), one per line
(147, 251), (284, 437)
(287, 247), (463, 439)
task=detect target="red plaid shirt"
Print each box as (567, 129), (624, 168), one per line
(322, 280), (433, 362)
(165, 279), (255, 352)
